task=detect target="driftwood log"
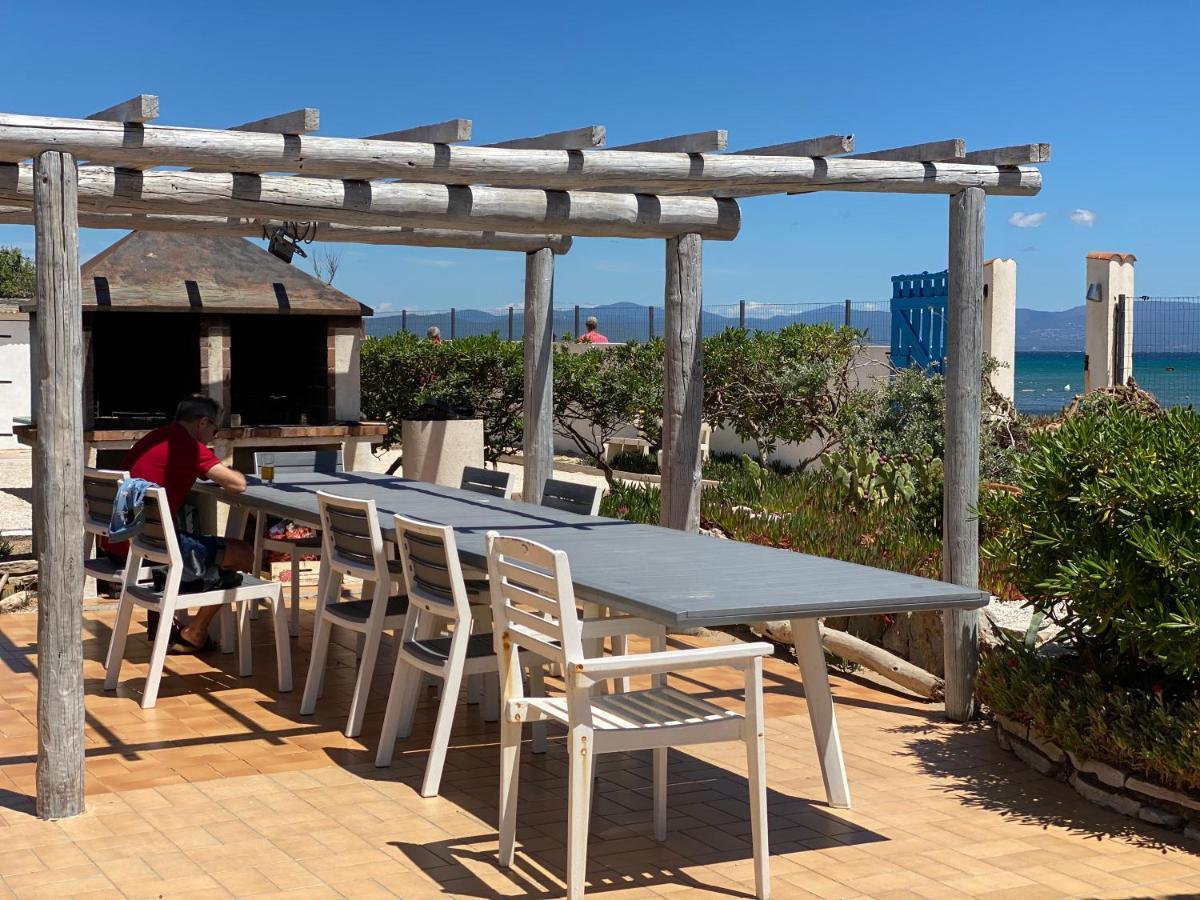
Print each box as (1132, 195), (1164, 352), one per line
(755, 619), (945, 701)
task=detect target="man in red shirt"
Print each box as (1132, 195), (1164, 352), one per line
(576, 316), (609, 344)
(105, 396), (251, 652)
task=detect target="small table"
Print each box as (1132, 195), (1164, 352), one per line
(197, 472), (987, 809)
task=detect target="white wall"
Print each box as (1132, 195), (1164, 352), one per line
(0, 313), (30, 450)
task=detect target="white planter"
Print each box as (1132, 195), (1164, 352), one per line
(401, 419), (485, 487)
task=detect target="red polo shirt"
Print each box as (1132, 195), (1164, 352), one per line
(102, 422), (221, 555)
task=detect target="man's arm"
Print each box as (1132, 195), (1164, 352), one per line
(205, 462), (247, 494)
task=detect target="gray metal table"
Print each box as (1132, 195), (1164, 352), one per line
(198, 472), (987, 808)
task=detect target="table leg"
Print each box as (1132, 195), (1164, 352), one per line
(789, 617), (851, 808)
(219, 505), (249, 654)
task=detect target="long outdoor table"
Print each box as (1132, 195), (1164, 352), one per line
(197, 472), (987, 808)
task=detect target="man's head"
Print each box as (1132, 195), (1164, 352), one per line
(426, 326), (441, 340)
(585, 316), (599, 332)
(175, 395), (221, 443)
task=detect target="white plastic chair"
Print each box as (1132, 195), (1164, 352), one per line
(300, 492), (408, 738)
(487, 532), (772, 900)
(375, 514), (544, 795)
(250, 451), (342, 636)
(103, 486), (293, 709)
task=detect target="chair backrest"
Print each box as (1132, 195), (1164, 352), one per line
(540, 478), (603, 516)
(255, 450), (344, 477)
(486, 531), (583, 674)
(393, 514), (472, 629)
(460, 466), (513, 500)
(128, 486), (182, 569)
(316, 491), (389, 582)
(83, 467), (129, 537)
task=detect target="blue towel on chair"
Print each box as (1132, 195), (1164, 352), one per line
(107, 477), (157, 542)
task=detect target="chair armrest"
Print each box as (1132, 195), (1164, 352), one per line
(579, 615), (665, 639)
(575, 641), (772, 680)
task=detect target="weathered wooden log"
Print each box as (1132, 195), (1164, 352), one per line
(821, 625), (944, 700)
(32, 150), (86, 819)
(612, 130), (727, 153)
(732, 135), (854, 157)
(660, 234), (704, 532)
(943, 186), (986, 722)
(0, 113), (1043, 196)
(487, 126), (605, 150)
(367, 119), (472, 143)
(0, 205), (572, 252)
(755, 620), (944, 700)
(87, 95), (159, 124)
(523, 248), (554, 505)
(850, 138), (965, 162)
(0, 164), (741, 240)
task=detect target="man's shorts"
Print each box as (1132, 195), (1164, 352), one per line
(177, 532), (227, 570)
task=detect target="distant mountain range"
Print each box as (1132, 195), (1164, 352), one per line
(366, 300), (1200, 353)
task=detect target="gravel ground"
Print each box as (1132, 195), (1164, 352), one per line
(0, 451), (32, 534)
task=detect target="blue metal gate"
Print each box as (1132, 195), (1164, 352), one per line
(890, 270), (948, 372)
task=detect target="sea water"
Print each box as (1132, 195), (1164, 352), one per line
(1013, 352), (1200, 415)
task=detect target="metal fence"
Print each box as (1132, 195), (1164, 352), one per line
(367, 300), (890, 344)
(1133, 295), (1200, 409)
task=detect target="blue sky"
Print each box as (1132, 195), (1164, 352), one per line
(1, 0), (1195, 314)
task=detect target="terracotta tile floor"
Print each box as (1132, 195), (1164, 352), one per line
(0, 597), (1195, 898)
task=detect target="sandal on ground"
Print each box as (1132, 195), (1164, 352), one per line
(167, 622), (217, 655)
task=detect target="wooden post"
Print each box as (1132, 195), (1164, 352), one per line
(1113, 295), (1128, 385)
(844, 298), (853, 329)
(523, 249), (554, 505)
(507, 305), (515, 342)
(943, 186), (984, 722)
(32, 150), (86, 819)
(661, 233), (704, 532)
(739, 299), (746, 330)
(574, 305), (581, 339)
(450, 307), (456, 340)
(648, 305), (655, 340)
(401, 309), (407, 333)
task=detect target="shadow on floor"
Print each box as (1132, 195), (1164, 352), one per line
(896, 720), (1200, 853)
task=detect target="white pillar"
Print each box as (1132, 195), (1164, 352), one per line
(1084, 252), (1137, 393)
(982, 259), (1016, 403)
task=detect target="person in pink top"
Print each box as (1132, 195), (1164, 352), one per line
(576, 316), (609, 344)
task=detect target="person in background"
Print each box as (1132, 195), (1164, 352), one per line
(426, 325), (444, 344)
(577, 316), (609, 344)
(102, 395), (251, 653)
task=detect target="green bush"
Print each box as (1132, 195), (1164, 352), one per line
(0, 246), (34, 298)
(360, 332), (524, 461)
(552, 341), (663, 479)
(979, 645), (1200, 794)
(982, 407), (1200, 678)
(705, 324), (862, 468)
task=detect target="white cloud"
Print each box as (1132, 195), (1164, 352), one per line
(1070, 208), (1097, 227)
(410, 257), (458, 269)
(376, 302), (394, 312)
(1008, 211), (1048, 229)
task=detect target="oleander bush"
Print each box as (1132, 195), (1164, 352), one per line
(361, 332), (525, 461)
(981, 407), (1200, 678)
(979, 405), (1200, 791)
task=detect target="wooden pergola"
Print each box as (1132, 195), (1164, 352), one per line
(0, 96), (1048, 819)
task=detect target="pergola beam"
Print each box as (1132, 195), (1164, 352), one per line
(0, 164), (741, 240)
(87, 95), (159, 124)
(732, 134), (854, 157)
(0, 205), (572, 252)
(612, 130), (728, 153)
(228, 108), (320, 134)
(0, 115), (1042, 195)
(849, 138), (965, 162)
(485, 125), (606, 150)
(366, 119), (472, 143)
(959, 143), (1051, 165)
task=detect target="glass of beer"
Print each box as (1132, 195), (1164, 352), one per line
(262, 463), (275, 483)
